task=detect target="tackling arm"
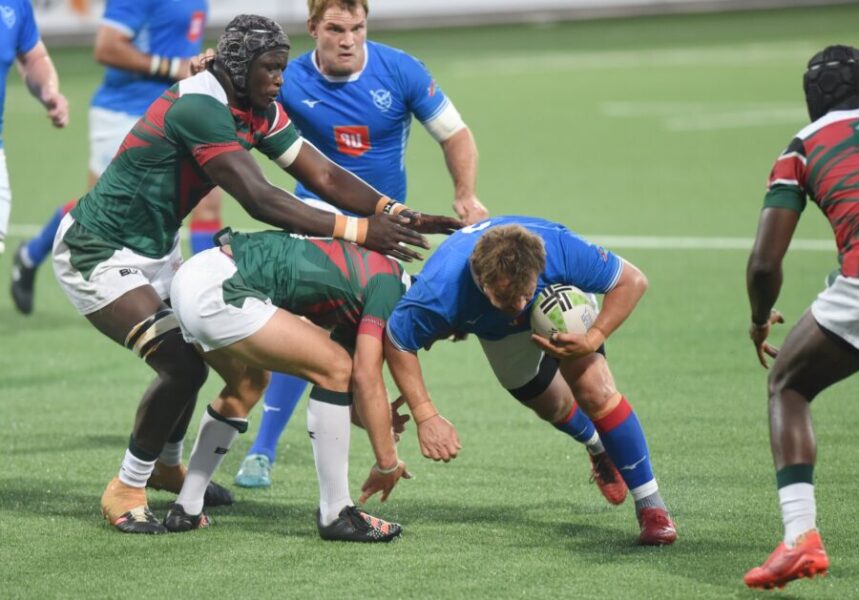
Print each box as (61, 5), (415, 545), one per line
(94, 25), (190, 80)
(17, 42), (68, 128)
(746, 207), (800, 367)
(202, 150), (425, 262)
(285, 140), (464, 236)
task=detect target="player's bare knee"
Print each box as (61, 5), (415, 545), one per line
(233, 367), (270, 410)
(307, 357), (351, 393)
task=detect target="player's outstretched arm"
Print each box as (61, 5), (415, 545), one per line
(384, 336), (461, 462)
(533, 259), (648, 360)
(286, 141), (464, 236)
(353, 335), (408, 504)
(747, 207), (799, 367)
(202, 150), (425, 262)
(17, 42), (68, 128)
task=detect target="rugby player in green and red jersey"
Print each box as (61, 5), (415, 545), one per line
(166, 228), (461, 540)
(51, 14), (460, 535)
(744, 45), (859, 589)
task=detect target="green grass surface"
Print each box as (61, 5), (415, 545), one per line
(3, 6), (859, 598)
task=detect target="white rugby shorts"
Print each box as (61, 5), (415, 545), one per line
(52, 213), (182, 315)
(478, 293), (600, 390)
(811, 274), (859, 350)
(0, 149), (10, 249)
(170, 247), (277, 352)
(88, 107), (140, 177)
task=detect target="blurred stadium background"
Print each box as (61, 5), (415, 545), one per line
(3, 1), (859, 598)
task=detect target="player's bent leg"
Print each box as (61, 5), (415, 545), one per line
(561, 353), (676, 545)
(745, 310), (859, 588)
(86, 287), (208, 534)
(146, 400), (235, 508)
(522, 369), (627, 506)
(306, 386), (402, 543)
(167, 349), (268, 531)
(226, 309), (353, 393)
(480, 332), (625, 505)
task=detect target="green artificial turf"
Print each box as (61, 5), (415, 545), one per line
(2, 5), (859, 598)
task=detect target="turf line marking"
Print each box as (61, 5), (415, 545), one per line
(4, 225), (834, 252)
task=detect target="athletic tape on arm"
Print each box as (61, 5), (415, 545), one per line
(423, 102), (467, 143)
(274, 137), (305, 168)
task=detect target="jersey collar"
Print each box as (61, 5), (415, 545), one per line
(311, 43), (369, 83)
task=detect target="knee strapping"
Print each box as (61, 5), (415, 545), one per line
(125, 309), (181, 359)
(309, 385), (353, 406)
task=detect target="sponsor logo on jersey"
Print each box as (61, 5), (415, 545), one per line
(187, 11), (205, 42)
(119, 268), (141, 277)
(302, 99), (322, 108)
(428, 80), (437, 97)
(369, 88), (392, 113)
(0, 6), (15, 29)
(334, 125), (371, 157)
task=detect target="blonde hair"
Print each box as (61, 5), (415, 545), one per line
(308, 0), (369, 23)
(471, 225), (546, 298)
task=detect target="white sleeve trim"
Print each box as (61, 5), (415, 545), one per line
(605, 259), (624, 293)
(265, 103), (292, 139)
(274, 137), (305, 168)
(422, 101), (467, 143)
(100, 18), (136, 39)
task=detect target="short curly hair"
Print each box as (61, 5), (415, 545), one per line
(470, 225), (546, 299)
(216, 15), (290, 95)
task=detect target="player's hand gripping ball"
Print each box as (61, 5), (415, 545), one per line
(530, 284), (597, 338)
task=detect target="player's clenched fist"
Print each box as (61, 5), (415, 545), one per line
(417, 414), (461, 462)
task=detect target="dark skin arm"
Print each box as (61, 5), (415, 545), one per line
(285, 141), (463, 235)
(202, 150), (425, 262)
(746, 206), (800, 368)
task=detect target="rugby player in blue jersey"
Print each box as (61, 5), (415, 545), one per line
(0, 0), (68, 255)
(233, 0), (489, 488)
(12, 0), (222, 314)
(385, 217), (678, 545)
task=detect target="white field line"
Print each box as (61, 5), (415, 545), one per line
(4, 224), (834, 252)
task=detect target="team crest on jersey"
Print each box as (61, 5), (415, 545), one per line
(334, 125), (371, 157)
(369, 89), (392, 113)
(0, 6), (15, 29)
(187, 11), (205, 42)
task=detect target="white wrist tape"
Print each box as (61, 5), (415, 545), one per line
(169, 57), (181, 79)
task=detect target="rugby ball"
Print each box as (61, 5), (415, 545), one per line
(531, 284), (597, 338)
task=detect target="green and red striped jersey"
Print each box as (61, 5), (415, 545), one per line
(223, 230), (407, 352)
(72, 70), (300, 258)
(764, 108), (859, 276)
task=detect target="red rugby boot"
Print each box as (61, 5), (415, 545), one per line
(588, 452), (628, 505)
(744, 530), (829, 590)
(637, 507), (677, 546)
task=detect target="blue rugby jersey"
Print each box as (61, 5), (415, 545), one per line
(386, 216), (623, 352)
(279, 40), (450, 202)
(0, 0), (39, 147)
(91, 0), (207, 116)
